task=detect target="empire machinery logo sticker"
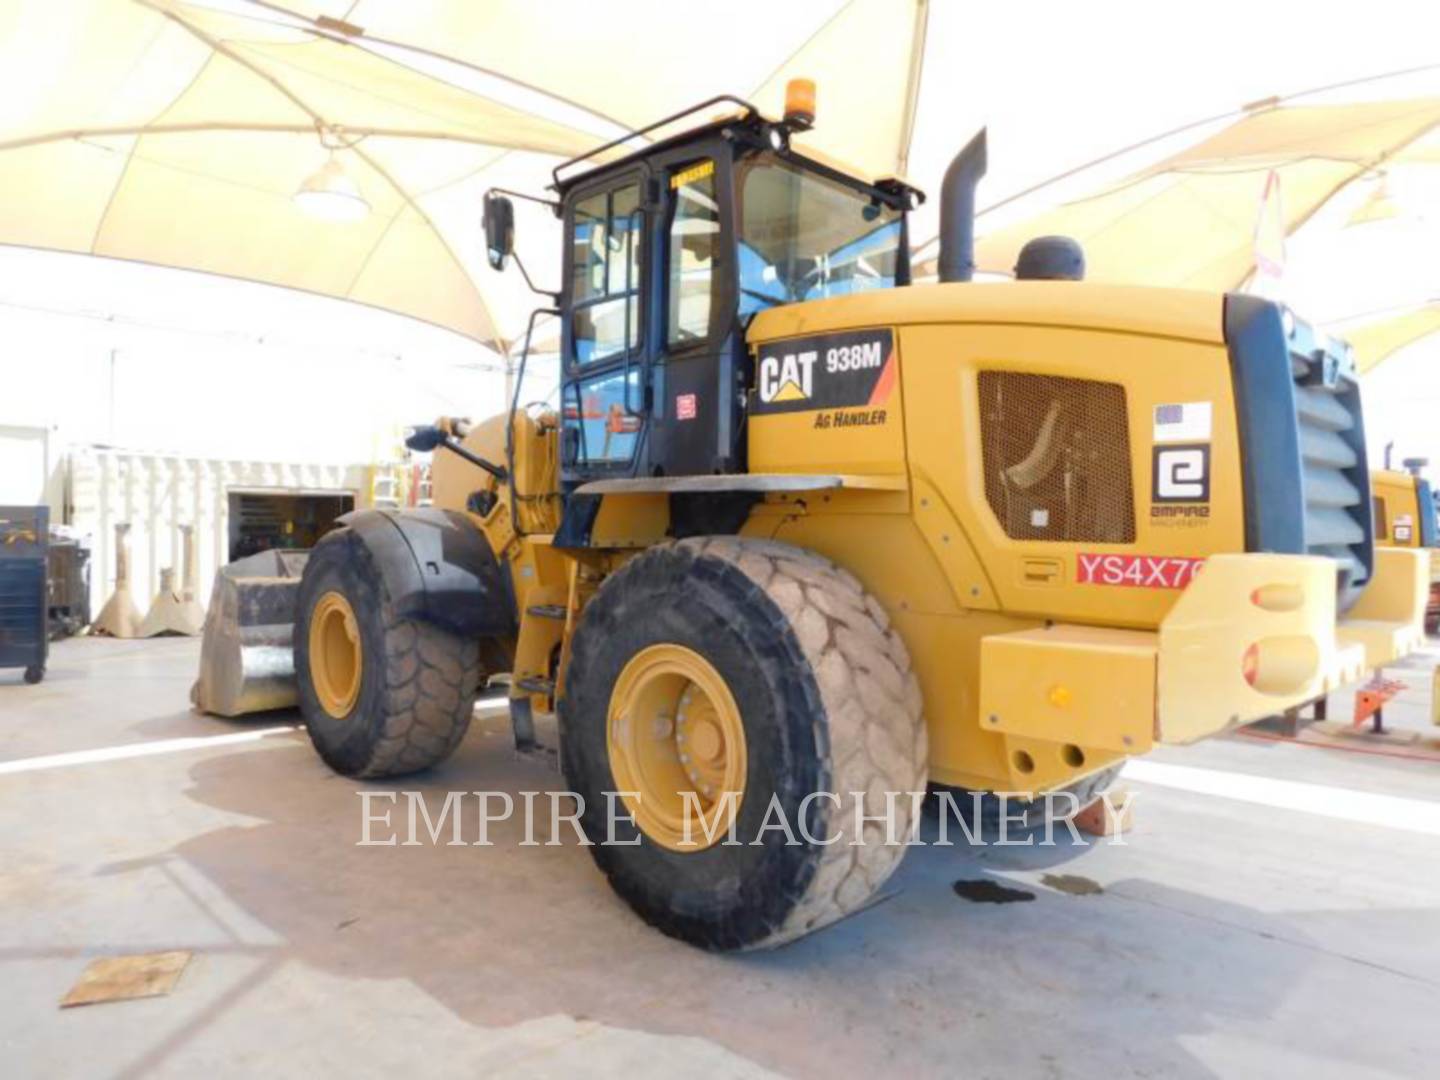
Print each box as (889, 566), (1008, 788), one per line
(1150, 401), (1212, 526)
(752, 328), (897, 428)
(1153, 443), (1210, 503)
(1075, 399), (1213, 588)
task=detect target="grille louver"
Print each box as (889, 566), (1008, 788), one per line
(1225, 295), (1373, 612)
(1291, 326), (1371, 604)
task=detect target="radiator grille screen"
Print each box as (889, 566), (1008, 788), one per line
(979, 371), (1136, 543)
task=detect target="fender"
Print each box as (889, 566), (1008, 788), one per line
(336, 508), (516, 638)
(554, 473), (905, 548)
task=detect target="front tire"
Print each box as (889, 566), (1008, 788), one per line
(560, 537), (927, 950)
(295, 528), (482, 778)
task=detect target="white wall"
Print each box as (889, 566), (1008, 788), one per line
(71, 448), (371, 620)
(0, 424), (57, 507)
(0, 248), (527, 619)
(0, 248), (512, 480)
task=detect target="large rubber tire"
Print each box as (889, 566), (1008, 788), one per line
(295, 527), (482, 778)
(560, 536), (927, 951)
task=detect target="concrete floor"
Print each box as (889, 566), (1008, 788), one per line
(3, 637), (1440, 1078)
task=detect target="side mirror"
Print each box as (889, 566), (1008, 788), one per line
(404, 424), (446, 453)
(483, 192), (515, 271)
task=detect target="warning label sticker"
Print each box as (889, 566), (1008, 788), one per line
(1153, 402), (1212, 443)
(1077, 553), (1205, 589)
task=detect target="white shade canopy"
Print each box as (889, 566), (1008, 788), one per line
(0, 0), (928, 354)
(4, 0), (1439, 356)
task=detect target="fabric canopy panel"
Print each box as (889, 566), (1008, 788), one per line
(28, 1), (1433, 352)
(1341, 303), (1440, 373)
(913, 98), (1440, 290)
(259, 0), (927, 181)
(0, 0), (925, 352)
(0, 0), (611, 351)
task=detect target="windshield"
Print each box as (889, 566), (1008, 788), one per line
(737, 156), (903, 317)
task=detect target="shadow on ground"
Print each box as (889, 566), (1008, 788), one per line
(81, 711), (1433, 1080)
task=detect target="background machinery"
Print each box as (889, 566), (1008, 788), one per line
(1371, 460), (1440, 633)
(209, 82), (1427, 950)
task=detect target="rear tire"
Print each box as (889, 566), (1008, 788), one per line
(295, 528), (482, 778)
(560, 537), (927, 950)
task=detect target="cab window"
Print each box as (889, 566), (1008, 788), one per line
(571, 184), (641, 364)
(565, 369), (642, 465)
(737, 157), (901, 318)
(667, 160), (719, 345)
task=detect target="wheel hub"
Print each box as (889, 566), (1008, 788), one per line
(311, 590), (363, 719)
(607, 645), (747, 852)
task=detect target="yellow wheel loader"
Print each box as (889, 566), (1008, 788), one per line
(1370, 461), (1440, 633)
(278, 83), (1426, 950)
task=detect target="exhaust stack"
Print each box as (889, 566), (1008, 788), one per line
(938, 128), (988, 283)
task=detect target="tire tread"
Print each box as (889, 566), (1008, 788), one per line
(673, 537), (927, 948)
(298, 528), (482, 779)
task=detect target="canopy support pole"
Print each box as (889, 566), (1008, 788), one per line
(895, 0), (930, 179)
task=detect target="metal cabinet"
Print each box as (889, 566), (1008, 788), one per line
(0, 506), (49, 684)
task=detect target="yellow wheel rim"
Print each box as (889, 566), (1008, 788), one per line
(607, 644), (747, 852)
(310, 591), (363, 719)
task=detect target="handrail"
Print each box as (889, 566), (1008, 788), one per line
(506, 305), (562, 540)
(620, 206), (646, 416)
(552, 94), (757, 188)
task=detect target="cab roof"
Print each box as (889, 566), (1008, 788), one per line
(552, 96), (920, 203)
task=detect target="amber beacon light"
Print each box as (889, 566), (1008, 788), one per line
(784, 78), (816, 130)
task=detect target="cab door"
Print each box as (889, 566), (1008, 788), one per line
(560, 171), (648, 481)
(647, 144), (745, 477)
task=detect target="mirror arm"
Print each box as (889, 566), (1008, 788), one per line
(488, 186), (561, 217)
(440, 438), (508, 482)
(511, 251), (560, 304)
(406, 424), (509, 481)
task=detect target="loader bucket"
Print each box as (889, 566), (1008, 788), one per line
(191, 549), (310, 717)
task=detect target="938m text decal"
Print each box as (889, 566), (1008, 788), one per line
(752, 328), (896, 416)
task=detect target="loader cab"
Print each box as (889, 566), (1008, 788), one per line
(1372, 466), (1439, 548)
(545, 102), (916, 487)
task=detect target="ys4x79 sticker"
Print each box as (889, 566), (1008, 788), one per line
(1077, 553), (1204, 589)
(752, 328), (896, 416)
